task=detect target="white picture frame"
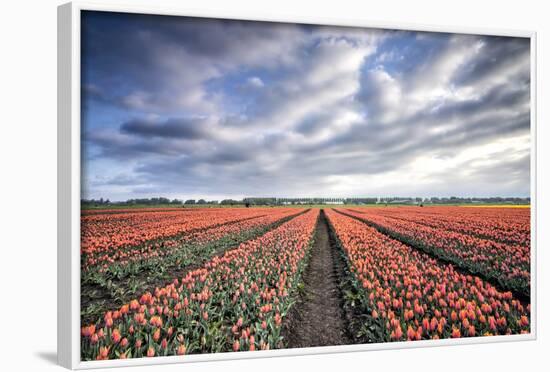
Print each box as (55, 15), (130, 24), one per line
(57, 1), (537, 369)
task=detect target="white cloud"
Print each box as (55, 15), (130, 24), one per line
(246, 76), (265, 88)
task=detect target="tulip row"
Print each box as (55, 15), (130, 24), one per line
(348, 206), (529, 247)
(338, 208), (530, 296)
(81, 209), (319, 360)
(325, 209), (530, 343)
(82, 208), (283, 258)
(82, 207), (187, 216)
(83, 208), (302, 270)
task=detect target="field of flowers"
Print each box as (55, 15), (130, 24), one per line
(81, 209), (319, 360)
(81, 208), (305, 325)
(81, 208), (279, 261)
(339, 207), (530, 297)
(325, 209), (530, 342)
(82, 208), (302, 270)
(80, 205), (531, 361)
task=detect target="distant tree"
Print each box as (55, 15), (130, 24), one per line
(197, 199), (207, 205)
(220, 199), (242, 206)
(184, 199), (196, 205)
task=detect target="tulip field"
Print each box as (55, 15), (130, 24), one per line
(80, 205), (531, 361)
(325, 209), (530, 342)
(338, 207), (531, 297)
(81, 208), (305, 324)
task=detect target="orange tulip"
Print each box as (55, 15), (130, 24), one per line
(451, 327), (461, 338)
(111, 328), (121, 343)
(519, 316), (529, 327)
(153, 328), (161, 342)
(177, 344), (186, 355)
(98, 346), (109, 360)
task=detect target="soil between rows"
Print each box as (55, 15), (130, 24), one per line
(283, 210), (352, 348)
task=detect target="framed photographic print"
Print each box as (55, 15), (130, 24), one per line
(57, 1), (536, 369)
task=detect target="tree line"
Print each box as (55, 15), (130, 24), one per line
(82, 195), (531, 207)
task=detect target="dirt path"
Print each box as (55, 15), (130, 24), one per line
(284, 210), (352, 348)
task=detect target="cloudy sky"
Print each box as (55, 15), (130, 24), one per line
(81, 11), (531, 201)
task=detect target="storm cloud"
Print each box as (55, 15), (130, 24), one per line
(120, 117), (213, 140)
(81, 11), (531, 201)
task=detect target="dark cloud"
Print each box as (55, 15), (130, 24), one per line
(104, 174), (146, 186)
(452, 36), (530, 86)
(205, 148), (253, 165)
(85, 129), (197, 159)
(81, 11), (309, 114)
(294, 112), (336, 135)
(120, 117), (212, 140)
(427, 83), (529, 121)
